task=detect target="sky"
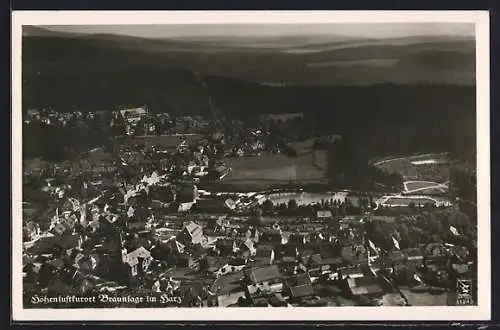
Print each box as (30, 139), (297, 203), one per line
(40, 23), (475, 40)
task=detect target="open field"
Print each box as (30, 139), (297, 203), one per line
(223, 153), (328, 188)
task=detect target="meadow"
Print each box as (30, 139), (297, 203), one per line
(222, 152), (328, 188)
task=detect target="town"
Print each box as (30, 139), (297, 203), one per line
(22, 105), (477, 308)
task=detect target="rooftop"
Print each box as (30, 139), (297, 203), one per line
(246, 265), (282, 284)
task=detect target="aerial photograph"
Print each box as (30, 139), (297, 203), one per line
(21, 22), (477, 308)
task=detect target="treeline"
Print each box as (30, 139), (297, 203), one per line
(23, 122), (112, 161)
(23, 34), (475, 164)
(364, 208), (475, 251)
(322, 136), (404, 191)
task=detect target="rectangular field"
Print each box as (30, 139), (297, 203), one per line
(222, 153), (328, 188)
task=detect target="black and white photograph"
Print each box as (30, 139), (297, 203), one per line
(11, 11), (490, 321)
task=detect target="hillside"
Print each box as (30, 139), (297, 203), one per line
(21, 31), (476, 162)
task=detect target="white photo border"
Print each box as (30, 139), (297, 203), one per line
(11, 10), (491, 321)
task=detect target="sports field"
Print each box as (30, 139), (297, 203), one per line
(373, 153), (451, 181)
(223, 152), (328, 188)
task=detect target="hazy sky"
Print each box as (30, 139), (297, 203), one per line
(41, 23), (474, 39)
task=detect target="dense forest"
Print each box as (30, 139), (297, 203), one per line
(22, 33), (476, 170)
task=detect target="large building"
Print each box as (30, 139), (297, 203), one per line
(119, 106), (148, 124)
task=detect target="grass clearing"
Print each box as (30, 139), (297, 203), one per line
(223, 153), (327, 187)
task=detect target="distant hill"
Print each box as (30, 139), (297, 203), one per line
(21, 29), (476, 161)
(22, 26), (475, 86)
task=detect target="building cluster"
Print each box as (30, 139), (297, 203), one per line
(22, 169), (475, 307)
(22, 107), (475, 307)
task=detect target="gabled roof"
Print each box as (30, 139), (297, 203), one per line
(126, 246), (151, 267)
(247, 265), (282, 284)
(183, 221), (203, 244)
(185, 221), (202, 235)
(286, 272), (312, 288)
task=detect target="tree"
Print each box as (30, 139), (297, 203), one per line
(199, 256), (209, 275)
(287, 199), (298, 212)
(262, 199), (274, 214)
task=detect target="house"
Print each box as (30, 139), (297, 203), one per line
(307, 247), (343, 275)
(338, 266), (365, 280)
(119, 106), (147, 124)
(215, 238), (236, 257)
(275, 244), (299, 263)
(316, 210), (333, 221)
(245, 265), (284, 304)
(121, 246), (152, 277)
(284, 272), (314, 302)
(386, 250), (407, 265)
(259, 228), (283, 244)
(404, 248), (424, 266)
(246, 265), (283, 286)
(176, 221), (204, 246)
(193, 198), (230, 214)
(340, 244), (366, 265)
(26, 108), (40, 118)
(240, 238), (257, 258)
(230, 146), (245, 157)
(289, 284), (315, 302)
(344, 276), (384, 298)
(287, 233), (308, 247)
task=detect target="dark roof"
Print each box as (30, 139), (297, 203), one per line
(247, 265), (282, 284)
(177, 185), (195, 203)
(286, 273), (312, 288)
(260, 228), (282, 236)
(347, 276), (383, 296)
(309, 253), (343, 266)
(27, 234), (82, 255)
(290, 284), (314, 298)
